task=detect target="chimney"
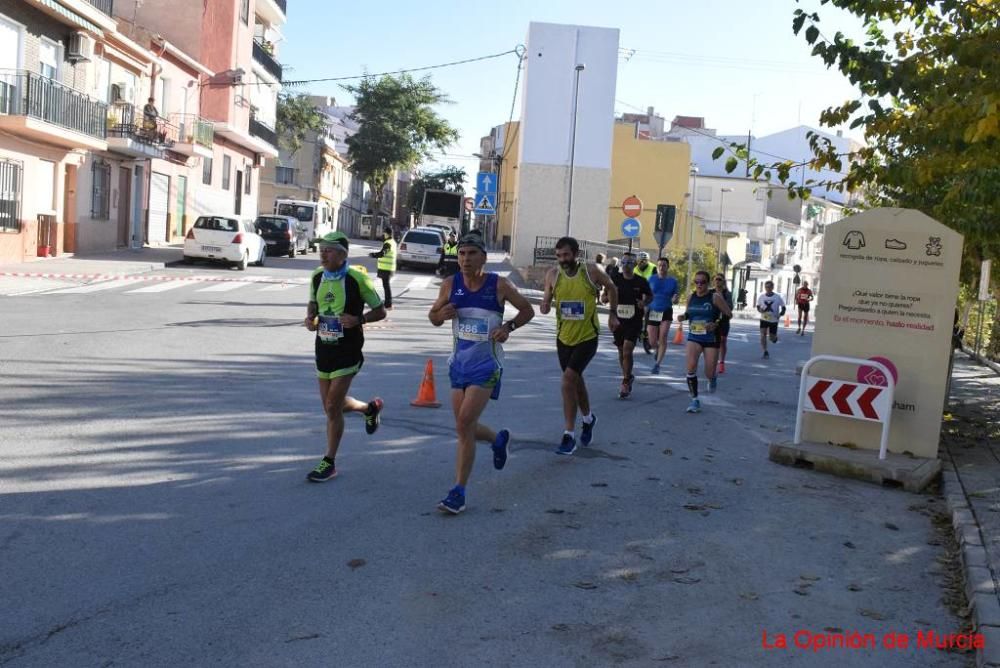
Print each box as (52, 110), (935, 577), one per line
(836, 130), (843, 137)
(647, 106), (654, 118)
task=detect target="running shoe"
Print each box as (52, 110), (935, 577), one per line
(619, 381), (630, 399)
(651, 362), (660, 375)
(364, 398), (383, 435)
(718, 361), (726, 374)
(580, 413), (598, 447)
(556, 433), (578, 455)
(492, 429), (510, 470)
(763, 350), (770, 359)
(686, 398), (702, 414)
(306, 458), (337, 482)
(438, 486), (466, 514)
(708, 377), (718, 393)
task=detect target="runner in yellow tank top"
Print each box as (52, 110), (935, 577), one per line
(541, 236), (619, 455)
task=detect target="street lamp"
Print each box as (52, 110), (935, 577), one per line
(685, 165), (698, 290)
(566, 63), (585, 237)
(718, 187), (733, 269)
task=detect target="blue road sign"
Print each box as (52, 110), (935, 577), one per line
(621, 217), (642, 238)
(474, 193), (497, 215)
(476, 172), (497, 194)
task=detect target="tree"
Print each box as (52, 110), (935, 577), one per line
(343, 74), (459, 216)
(407, 165), (467, 214)
(275, 92), (326, 155)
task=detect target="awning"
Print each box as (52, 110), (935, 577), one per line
(30, 0), (103, 34)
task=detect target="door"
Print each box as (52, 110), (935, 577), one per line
(148, 171), (169, 244)
(117, 167), (130, 246)
(131, 165), (144, 248)
(234, 170), (243, 215)
(174, 175), (187, 238)
(62, 165), (77, 254)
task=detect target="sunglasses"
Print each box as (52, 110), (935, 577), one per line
(694, 279), (707, 285)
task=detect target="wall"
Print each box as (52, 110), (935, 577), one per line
(511, 22), (619, 266)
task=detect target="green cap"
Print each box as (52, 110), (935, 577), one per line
(318, 231), (349, 251)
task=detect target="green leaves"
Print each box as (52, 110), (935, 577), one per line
(805, 25), (820, 45)
(711, 146), (725, 160)
(724, 157), (738, 174)
(276, 93), (326, 155)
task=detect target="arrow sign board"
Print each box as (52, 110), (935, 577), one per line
(804, 377), (891, 422)
(622, 195), (643, 217)
(476, 172), (497, 194)
(473, 193), (497, 215)
(621, 217), (641, 239)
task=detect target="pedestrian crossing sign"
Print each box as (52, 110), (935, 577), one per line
(474, 193), (496, 215)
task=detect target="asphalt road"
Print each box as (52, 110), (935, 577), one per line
(0, 246), (970, 667)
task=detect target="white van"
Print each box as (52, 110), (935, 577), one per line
(274, 199), (334, 250)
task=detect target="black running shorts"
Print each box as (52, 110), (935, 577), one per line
(557, 337), (599, 374)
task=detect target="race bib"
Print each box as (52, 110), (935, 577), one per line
(457, 316), (490, 342)
(560, 301), (585, 321)
(318, 315), (343, 343)
(690, 321), (708, 335)
(648, 310), (664, 322)
(617, 304), (636, 319)
(762, 312), (777, 323)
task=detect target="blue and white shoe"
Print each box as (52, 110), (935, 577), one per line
(438, 486), (466, 514)
(708, 377), (718, 393)
(686, 398), (702, 414)
(651, 362), (660, 375)
(580, 413), (598, 447)
(492, 429), (510, 470)
(556, 433), (577, 455)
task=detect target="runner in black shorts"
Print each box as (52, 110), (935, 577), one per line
(607, 252), (651, 398)
(709, 274), (734, 374)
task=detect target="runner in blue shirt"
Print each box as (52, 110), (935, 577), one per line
(646, 257), (680, 374)
(677, 270), (733, 413)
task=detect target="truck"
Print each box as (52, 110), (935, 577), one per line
(273, 199), (334, 251)
(419, 189), (464, 236)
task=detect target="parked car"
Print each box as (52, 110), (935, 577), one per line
(183, 215), (266, 270)
(255, 215), (308, 257)
(398, 227), (445, 271)
(422, 222), (455, 237)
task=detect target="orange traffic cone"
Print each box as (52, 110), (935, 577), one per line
(785, 312), (792, 328)
(673, 323), (685, 344)
(410, 358), (442, 408)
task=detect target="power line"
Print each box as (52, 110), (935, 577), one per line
(499, 46), (526, 163)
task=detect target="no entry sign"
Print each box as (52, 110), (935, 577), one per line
(622, 195), (643, 218)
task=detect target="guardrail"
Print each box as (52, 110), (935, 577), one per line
(249, 115), (277, 147)
(533, 235), (630, 266)
(252, 41), (283, 82)
(171, 113), (214, 148)
(85, 0), (113, 15)
(0, 70), (107, 139)
(108, 102), (178, 146)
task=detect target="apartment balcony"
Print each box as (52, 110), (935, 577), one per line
(171, 113), (214, 158)
(248, 115), (277, 149)
(252, 40), (283, 82)
(255, 0), (287, 26)
(84, 0), (113, 16)
(106, 102), (179, 159)
(0, 71), (107, 151)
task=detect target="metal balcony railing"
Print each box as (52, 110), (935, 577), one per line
(171, 113), (214, 148)
(275, 0), (287, 14)
(248, 115), (277, 147)
(0, 70), (107, 139)
(252, 40), (283, 82)
(107, 102), (178, 147)
(84, 0), (114, 16)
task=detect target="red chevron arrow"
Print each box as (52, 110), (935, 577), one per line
(833, 383), (855, 415)
(808, 379), (832, 412)
(857, 386), (883, 420)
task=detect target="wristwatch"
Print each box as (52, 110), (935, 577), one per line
(505, 321), (517, 333)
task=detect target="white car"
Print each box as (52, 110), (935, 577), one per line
(183, 215), (266, 270)
(398, 227), (445, 271)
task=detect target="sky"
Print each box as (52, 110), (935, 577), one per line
(278, 0), (868, 181)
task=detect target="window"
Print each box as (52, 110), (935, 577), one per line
(240, 0), (249, 24)
(222, 155), (231, 190)
(39, 39), (59, 80)
(276, 166), (295, 184)
(91, 162), (110, 220)
(245, 165), (252, 195)
(202, 157), (213, 185)
(0, 159), (23, 233)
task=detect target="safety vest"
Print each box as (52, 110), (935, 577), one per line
(635, 263), (655, 280)
(444, 243), (458, 257)
(377, 238), (397, 272)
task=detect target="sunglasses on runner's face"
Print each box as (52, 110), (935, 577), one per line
(694, 279), (707, 285)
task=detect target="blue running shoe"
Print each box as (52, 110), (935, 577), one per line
(580, 413), (598, 447)
(556, 433), (577, 455)
(686, 398), (702, 414)
(708, 377), (718, 393)
(492, 429), (510, 470)
(651, 362), (660, 375)
(438, 486), (466, 514)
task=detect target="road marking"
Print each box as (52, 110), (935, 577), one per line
(196, 281), (252, 292)
(126, 281), (188, 293)
(258, 283), (300, 292)
(46, 278), (135, 294)
(405, 276), (433, 291)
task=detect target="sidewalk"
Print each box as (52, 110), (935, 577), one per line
(942, 351), (1000, 667)
(0, 245), (183, 279)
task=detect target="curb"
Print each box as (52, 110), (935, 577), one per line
(0, 271), (309, 286)
(960, 345), (1000, 376)
(942, 461), (1000, 667)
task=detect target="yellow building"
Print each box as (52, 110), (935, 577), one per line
(607, 122), (709, 255)
(495, 121), (520, 248)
